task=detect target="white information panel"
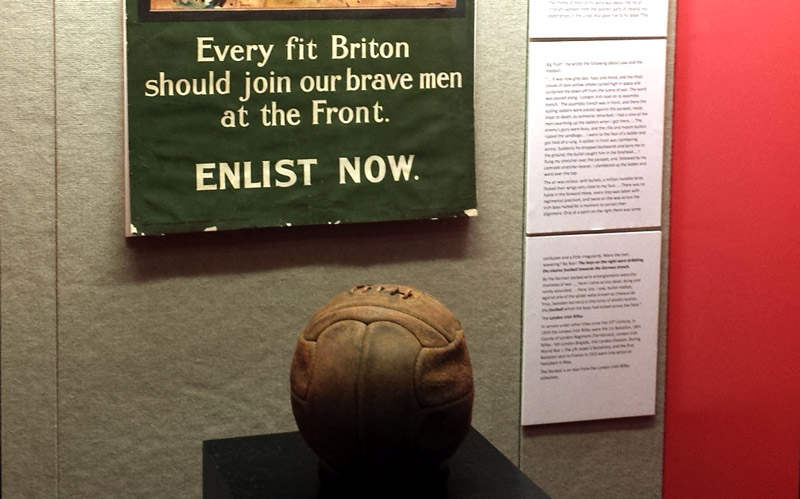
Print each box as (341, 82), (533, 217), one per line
(522, 231), (661, 425)
(529, 0), (669, 39)
(526, 39), (666, 235)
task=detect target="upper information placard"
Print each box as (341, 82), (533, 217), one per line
(526, 39), (667, 234)
(124, 0), (476, 236)
(529, 0), (669, 39)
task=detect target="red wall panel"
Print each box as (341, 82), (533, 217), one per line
(665, 1), (800, 497)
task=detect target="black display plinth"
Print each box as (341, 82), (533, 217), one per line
(203, 428), (550, 499)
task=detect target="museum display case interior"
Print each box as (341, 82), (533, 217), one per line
(2, 0), (799, 498)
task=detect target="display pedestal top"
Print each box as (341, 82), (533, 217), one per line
(203, 427), (550, 499)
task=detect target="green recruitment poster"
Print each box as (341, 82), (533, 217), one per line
(124, 0), (476, 236)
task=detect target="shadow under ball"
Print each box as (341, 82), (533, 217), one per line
(290, 285), (474, 476)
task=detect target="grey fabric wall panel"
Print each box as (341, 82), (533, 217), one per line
(518, 2), (676, 496)
(0, 2), (59, 497)
(47, 1), (526, 496)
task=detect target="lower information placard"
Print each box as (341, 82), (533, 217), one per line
(522, 231), (661, 425)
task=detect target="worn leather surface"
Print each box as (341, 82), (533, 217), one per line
(291, 285), (474, 475)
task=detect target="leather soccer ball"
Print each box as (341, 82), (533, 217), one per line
(290, 285), (474, 476)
